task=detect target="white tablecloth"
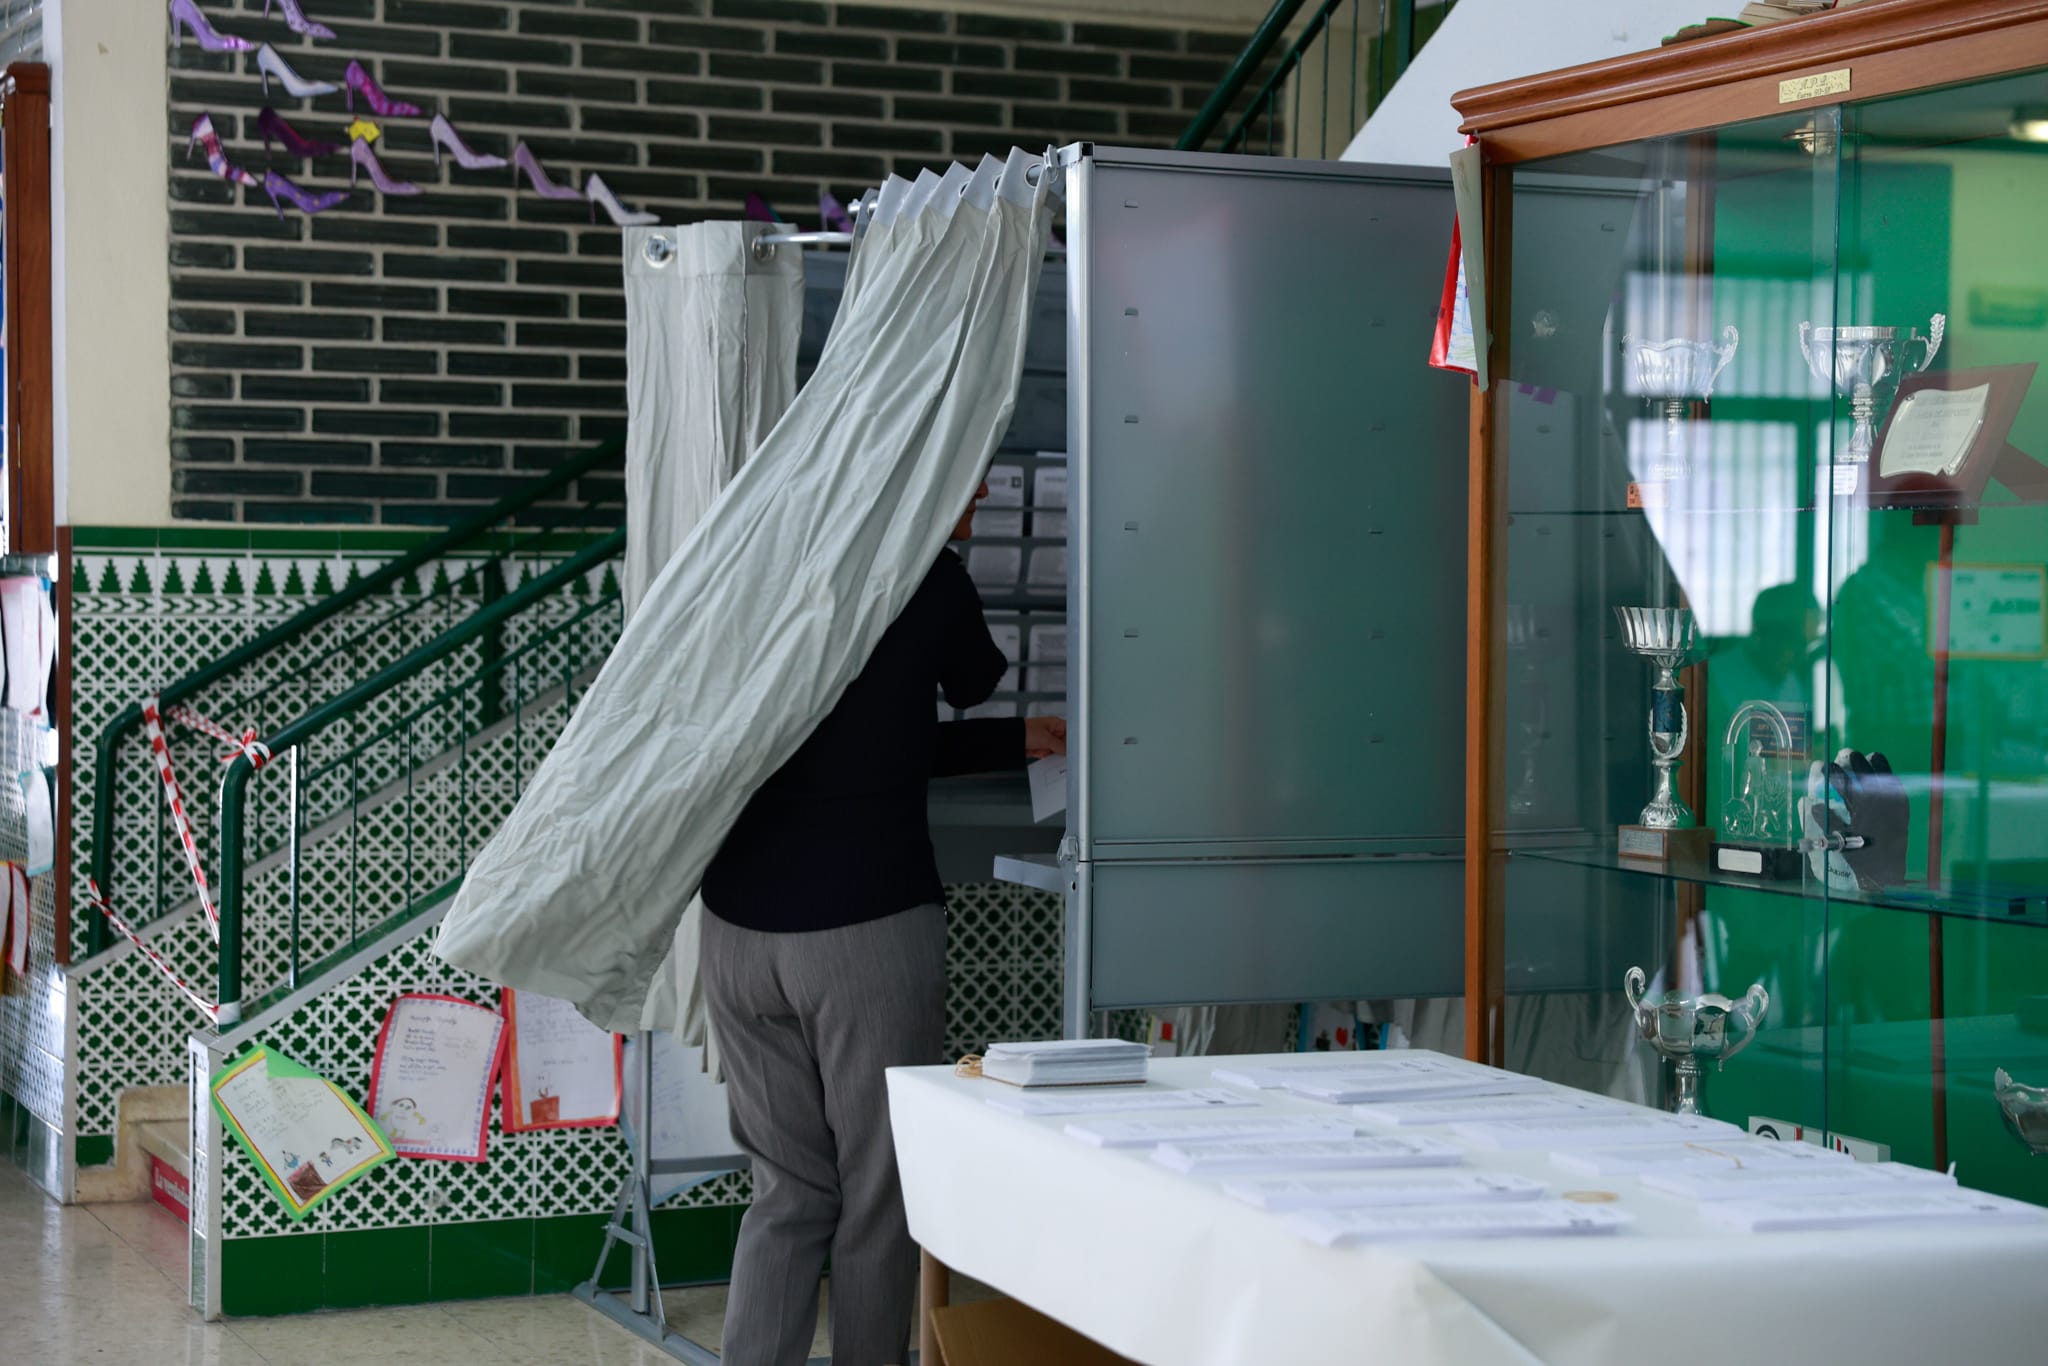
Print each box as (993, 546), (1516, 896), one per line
(888, 1053), (2048, 1366)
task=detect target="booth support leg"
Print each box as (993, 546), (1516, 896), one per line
(919, 1248), (950, 1364)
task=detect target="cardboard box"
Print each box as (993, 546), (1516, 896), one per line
(931, 1297), (1136, 1366)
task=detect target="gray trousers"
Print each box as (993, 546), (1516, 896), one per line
(701, 904), (947, 1366)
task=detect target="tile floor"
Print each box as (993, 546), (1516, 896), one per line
(1, 1161), (958, 1363)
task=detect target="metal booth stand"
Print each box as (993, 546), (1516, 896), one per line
(574, 1031), (842, 1364)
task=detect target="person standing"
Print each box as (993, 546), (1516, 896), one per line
(698, 481), (1064, 1365)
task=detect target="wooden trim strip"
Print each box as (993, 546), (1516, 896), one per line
(3, 63), (54, 555)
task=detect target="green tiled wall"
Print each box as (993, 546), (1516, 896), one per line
(221, 1209), (741, 1318)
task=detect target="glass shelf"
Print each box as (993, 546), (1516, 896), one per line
(1513, 839), (2048, 929)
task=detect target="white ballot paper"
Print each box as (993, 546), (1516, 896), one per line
(1028, 755), (1068, 823)
(365, 994), (506, 1161)
(1026, 624), (1067, 664)
(1641, 1161), (1954, 1203)
(1287, 1200), (1633, 1247)
(1026, 546), (1066, 591)
(1033, 463), (1067, 509)
(1225, 1170), (1545, 1213)
(1879, 383), (1990, 480)
(1214, 1053), (1481, 1090)
(977, 464), (1026, 536)
(1152, 1133), (1464, 1176)
(1355, 1092), (1625, 1128)
(1699, 1188), (2045, 1234)
(1287, 1067), (1551, 1106)
(1067, 1111), (1356, 1149)
(501, 988), (620, 1131)
(985, 1085), (1259, 1119)
(987, 622), (1022, 663)
(1455, 1112), (1744, 1150)
(1550, 1139), (1851, 1177)
(985, 463), (1026, 506)
(967, 545), (1022, 589)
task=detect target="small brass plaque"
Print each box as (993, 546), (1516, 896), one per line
(1780, 68), (1851, 104)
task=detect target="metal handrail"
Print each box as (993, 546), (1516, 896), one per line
(213, 527), (626, 1023)
(85, 438), (624, 952)
(1178, 0), (1438, 157)
(1178, 0), (1312, 151)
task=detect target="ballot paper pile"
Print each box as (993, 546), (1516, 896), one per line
(980, 1039), (1151, 1089)
(971, 1048), (2048, 1248)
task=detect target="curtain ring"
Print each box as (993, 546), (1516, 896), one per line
(642, 234), (675, 267)
(1024, 162), (1044, 187)
(751, 238), (778, 263)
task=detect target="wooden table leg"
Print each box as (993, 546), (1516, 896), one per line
(919, 1247), (950, 1365)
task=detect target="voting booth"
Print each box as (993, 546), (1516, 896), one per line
(997, 146), (1475, 1032)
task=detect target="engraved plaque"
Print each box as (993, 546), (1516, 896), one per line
(1780, 68), (1851, 104)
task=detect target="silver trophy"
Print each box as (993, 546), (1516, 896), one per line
(1625, 967), (1769, 1115)
(1995, 1068), (2048, 1155)
(1798, 314), (1945, 463)
(1615, 608), (1702, 848)
(1621, 325), (1740, 479)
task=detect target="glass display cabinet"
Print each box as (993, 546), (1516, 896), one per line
(1454, 0), (2048, 1205)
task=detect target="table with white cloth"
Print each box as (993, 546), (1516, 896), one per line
(887, 1052), (2048, 1366)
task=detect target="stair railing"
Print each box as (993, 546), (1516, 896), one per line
(213, 527), (626, 1024)
(1179, 0), (1452, 159)
(84, 439), (625, 957)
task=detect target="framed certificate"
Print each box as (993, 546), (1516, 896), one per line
(1866, 364), (2036, 510)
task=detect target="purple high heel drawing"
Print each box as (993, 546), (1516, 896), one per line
(256, 43), (338, 99)
(262, 169), (347, 222)
(257, 107), (341, 159)
(263, 0), (335, 40)
(587, 174), (657, 227)
(188, 114), (257, 187)
(350, 137), (423, 196)
(430, 114), (506, 172)
(344, 60), (421, 118)
(169, 0), (253, 52)
(512, 142), (583, 201)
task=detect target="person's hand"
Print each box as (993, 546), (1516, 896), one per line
(1024, 716), (1067, 758)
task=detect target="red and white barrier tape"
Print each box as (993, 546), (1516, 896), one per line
(139, 697), (270, 942)
(86, 877), (220, 1022)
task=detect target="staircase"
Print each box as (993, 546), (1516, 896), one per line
(59, 442), (634, 1309)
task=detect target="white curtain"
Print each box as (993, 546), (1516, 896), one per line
(438, 150), (1060, 1030)
(620, 220), (804, 1056)
(621, 221), (804, 619)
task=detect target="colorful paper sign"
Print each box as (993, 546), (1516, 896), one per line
(500, 988), (621, 1132)
(21, 770), (53, 876)
(211, 1046), (393, 1220)
(365, 993), (506, 1162)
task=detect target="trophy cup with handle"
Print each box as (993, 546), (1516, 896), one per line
(1798, 314), (1945, 465)
(1995, 1068), (2048, 1155)
(1620, 325), (1740, 480)
(1614, 606), (1707, 861)
(1625, 967), (1769, 1115)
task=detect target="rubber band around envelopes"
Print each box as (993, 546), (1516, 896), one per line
(85, 694), (273, 1021)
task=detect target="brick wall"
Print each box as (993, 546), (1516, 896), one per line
(166, 0), (1254, 524)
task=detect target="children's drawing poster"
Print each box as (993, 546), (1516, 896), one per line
(364, 993), (506, 1162)
(500, 988), (622, 1132)
(211, 1046), (393, 1221)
